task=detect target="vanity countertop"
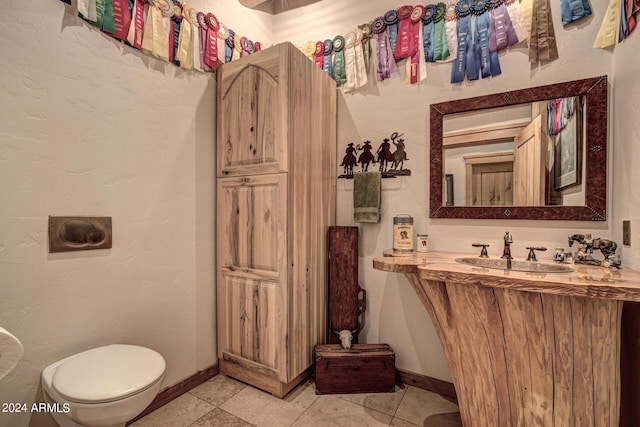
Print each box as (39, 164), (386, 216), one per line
(373, 250), (640, 302)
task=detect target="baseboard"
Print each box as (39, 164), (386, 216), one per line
(396, 368), (458, 404)
(127, 363), (219, 425)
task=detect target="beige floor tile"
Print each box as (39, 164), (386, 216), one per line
(190, 375), (247, 406)
(333, 385), (406, 416)
(190, 407), (256, 427)
(220, 381), (318, 427)
(130, 393), (213, 427)
(394, 386), (460, 426)
(292, 395), (392, 427)
(389, 418), (420, 427)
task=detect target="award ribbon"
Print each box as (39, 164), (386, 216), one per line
(112, 0), (132, 40)
(232, 34), (242, 61)
(217, 23), (229, 65)
(197, 12), (213, 72)
(408, 5), (425, 84)
(332, 35), (347, 86)
(358, 23), (372, 72)
(394, 5), (416, 60)
(204, 13), (220, 69)
(504, 0), (529, 44)
(561, 0), (592, 26)
(442, 1), (457, 62)
(240, 37), (253, 57)
(624, 0), (637, 38)
(225, 29), (235, 63)
(372, 16), (398, 81)
(78, 0), (98, 24)
(434, 3), (450, 61)
(254, 41), (262, 51)
(474, 0), (501, 78)
(141, 2), (155, 54)
(303, 41), (316, 61)
(314, 41), (324, 68)
(529, 0), (559, 62)
(384, 10), (399, 52)
(176, 5), (194, 69)
(451, 0), (477, 83)
(354, 30), (368, 88)
(422, 5), (436, 62)
(59, 0), (72, 4)
(151, 2), (170, 61)
(126, 0), (145, 50)
(101, 0), (116, 34)
(322, 39), (333, 77)
(343, 32), (357, 92)
(489, 0), (518, 51)
(169, 2), (183, 66)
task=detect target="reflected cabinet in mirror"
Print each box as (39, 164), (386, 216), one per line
(430, 76), (607, 220)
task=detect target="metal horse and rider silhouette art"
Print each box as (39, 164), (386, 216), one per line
(339, 132), (411, 179)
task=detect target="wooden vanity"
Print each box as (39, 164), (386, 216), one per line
(374, 251), (640, 427)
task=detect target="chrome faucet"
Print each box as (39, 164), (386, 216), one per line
(502, 232), (513, 269)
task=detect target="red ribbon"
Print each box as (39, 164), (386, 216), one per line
(394, 6), (416, 60)
(314, 41), (324, 68)
(204, 14), (219, 69)
(112, 0), (132, 40)
(131, 0), (145, 49)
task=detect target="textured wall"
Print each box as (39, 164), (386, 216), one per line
(0, 1), (271, 426)
(275, 0), (622, 382)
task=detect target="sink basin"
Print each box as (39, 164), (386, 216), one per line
(455, 257), (574, 273)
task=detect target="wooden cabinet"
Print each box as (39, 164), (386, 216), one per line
(216, 42), (336, 397)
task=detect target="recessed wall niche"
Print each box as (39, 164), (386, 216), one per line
(48, 216), (112, 253)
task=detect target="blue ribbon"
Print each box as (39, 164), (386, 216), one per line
(561, 0), (592, 26)
(451, 1), (477, 83)
(225, 30), (235, 63)
(422, 6), (435, 63)
(475, 11), (501, 78)
(323, 39), (333, 78)
(384, 10), (399, 52)
(59, 0), (71, 4)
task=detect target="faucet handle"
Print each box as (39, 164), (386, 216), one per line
(472, 243), (490, 258)
(526, 246), (547, 261)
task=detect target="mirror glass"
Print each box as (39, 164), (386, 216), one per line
(430, 76), (607, 221)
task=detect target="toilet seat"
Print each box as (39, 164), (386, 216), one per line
(51, 344), (165, 404)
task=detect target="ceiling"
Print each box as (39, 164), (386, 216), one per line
(238, 0), (323, 14)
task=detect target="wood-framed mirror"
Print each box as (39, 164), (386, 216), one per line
(430, 76), (607, 220)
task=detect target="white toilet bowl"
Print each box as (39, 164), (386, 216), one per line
(41, 344), (165, 427)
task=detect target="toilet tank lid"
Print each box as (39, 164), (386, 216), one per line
(52, 344), (166, 403)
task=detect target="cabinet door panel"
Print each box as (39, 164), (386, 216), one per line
(217, 174), (287, 377)
(218, 63), (284, 176)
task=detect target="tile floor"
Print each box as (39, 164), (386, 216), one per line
(130, 375), (462, 427)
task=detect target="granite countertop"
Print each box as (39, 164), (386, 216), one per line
(373, 250), (640, 302)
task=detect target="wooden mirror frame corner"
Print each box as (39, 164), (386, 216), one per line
(429, 75), (608, 221)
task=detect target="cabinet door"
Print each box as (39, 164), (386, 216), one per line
(217, 174), (287, 379)
(217, 48), (286, 177)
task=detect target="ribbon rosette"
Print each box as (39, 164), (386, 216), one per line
(322, 39), (333, 77)
(372, 16), (398, 81)
(332, 35), (347, 86)
(393, 5), (416, 60)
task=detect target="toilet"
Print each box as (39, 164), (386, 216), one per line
(41, 344), (165, 427)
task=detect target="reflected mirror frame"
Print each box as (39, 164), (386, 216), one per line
(429, 75), (607, 220)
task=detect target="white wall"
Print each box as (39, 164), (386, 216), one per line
(276, 0), (623, 382)
(612, 25), (640, 270)
(0, 1), (271, 426)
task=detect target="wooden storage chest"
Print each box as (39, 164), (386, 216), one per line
(314, 344), (396, 394)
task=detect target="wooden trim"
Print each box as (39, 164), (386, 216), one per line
(221, 359), (312, 398)
(396, 368), (457, 404)
(443, 121), (528, 148)
(126, 363), (219, 425)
